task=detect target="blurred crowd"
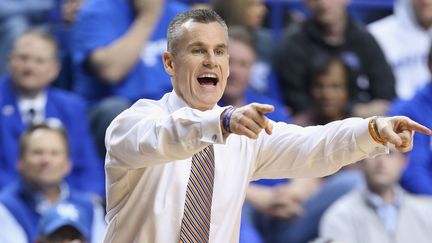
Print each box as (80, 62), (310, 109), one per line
(0, 0), (431, 242)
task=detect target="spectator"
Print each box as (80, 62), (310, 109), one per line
(71, 0), (189, 157)
(319, 146), (432, 243)
(0, 29), (103, 196)
(275, 0), (396, 116)
(0, 123), (106, 243)
(293, 53), (350, 126)
(36, 201), (91, 243)
(368, 0), (432, 100)
(0, 0), (56, 74)
(388, 43), (432, 195)
(212, 0), (284, 103)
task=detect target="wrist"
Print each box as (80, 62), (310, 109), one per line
(368, 116), (386, 144)
(221, 107), (235, 134)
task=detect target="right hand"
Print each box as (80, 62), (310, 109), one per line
(131, 0), (164, 19)
(223, 103), (274, 139)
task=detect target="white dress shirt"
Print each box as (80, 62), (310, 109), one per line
(17, 91), (47, 124)
(104, 91), (387, 243)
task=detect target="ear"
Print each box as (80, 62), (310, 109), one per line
(163, 52), (175, 77)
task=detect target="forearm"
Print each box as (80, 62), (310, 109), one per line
(106, 104), (227, 168)
(89, 15), (158, 84)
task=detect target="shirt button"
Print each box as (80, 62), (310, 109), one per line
(212, 134), (217, 142)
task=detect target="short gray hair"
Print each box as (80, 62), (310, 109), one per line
(167, 9), (228, 55)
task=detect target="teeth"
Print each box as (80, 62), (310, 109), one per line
(198, 73), (217, 79)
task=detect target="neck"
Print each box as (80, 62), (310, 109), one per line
(369, 185), (395, 204)
(29, 182), (62, 204)
(318, 15), (347, 45)
(13, 84), (43, 99)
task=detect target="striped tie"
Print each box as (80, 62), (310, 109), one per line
(180, 145), (215, 243)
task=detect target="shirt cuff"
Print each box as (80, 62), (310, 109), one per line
(354, 118), (389, 157)
(200, 106), (229, 144)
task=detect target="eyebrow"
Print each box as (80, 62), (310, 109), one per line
(187, 41), (227, 50)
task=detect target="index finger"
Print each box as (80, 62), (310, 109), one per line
(252, 103), (275, 115)
(406, 120), (432, 135)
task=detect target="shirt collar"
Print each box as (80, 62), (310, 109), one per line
(365, 185), (404, 210)
(166, 90), (220, 113)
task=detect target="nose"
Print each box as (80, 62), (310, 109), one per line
(203, 53), (217, 68)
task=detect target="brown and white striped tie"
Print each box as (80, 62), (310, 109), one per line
(179, 145), (215, 243)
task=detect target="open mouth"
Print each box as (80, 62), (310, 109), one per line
(197, 74), (219, 86)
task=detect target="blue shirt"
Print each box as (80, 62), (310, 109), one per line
(0, 76), (104, 196)
(388, 83), (432, 195)
(71, 0), (189, 104)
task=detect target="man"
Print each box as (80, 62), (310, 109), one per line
(36, 201), (91, 243)
(0, 123), (105, 243)
(104, 9), (431, 242)
(0, 29), (104, 196)
(319, 147), (432, 243)
(368, 0), (432, 100)
(276, 0), (395, 116)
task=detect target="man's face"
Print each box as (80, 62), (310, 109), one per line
(412, 0), (432, 28)
(224, 39), (255, 101)
(18, 129), (70, 188)
(311, 60), (348, 119)
(362, 148), (406, 191)
(8, 34), (59, 95)
(164, 21), (229, 111)
(305, 0), (349, 25)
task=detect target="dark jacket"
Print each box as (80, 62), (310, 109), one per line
(276, 17), (396, 114)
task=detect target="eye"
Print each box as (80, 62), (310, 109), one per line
(215, 48), (226, 56)
(192, 48), (205, 55)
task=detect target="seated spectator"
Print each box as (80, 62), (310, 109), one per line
(275, 0), (396, 116)
(0, 123), (106, 243)
(71, 0), (189, 157)
(388, 43), (432, 195)
(319, 146), (432, 243)
(36, 201), (91, 243)
(219, 26), (290, 123)
(294, 53), (350, 126)
(213, 0), (284, 103)
(0, 29), (103, 196)
(0, 0), (56, 74)
(368, 0), (432, 100)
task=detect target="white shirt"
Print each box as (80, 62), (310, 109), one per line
(103, 91), (387, 243)
(17, 91), (47, 124)
(368, 0), (432, 100)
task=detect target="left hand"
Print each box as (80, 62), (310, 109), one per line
(376, 116), (432, 152)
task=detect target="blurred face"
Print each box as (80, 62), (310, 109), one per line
(305, 0), (349, 25)
(18, 129), (70, 188)
(224, 39), (255, 101)
(8, 34), (59, 96)
(311, 60), (348, 120)
(362, 149), (406, 191)
(412, 0), (432, 28)
(62, 0), (85, 24)
(163, 21), (229, 111)
(245, 0), (267, 28)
